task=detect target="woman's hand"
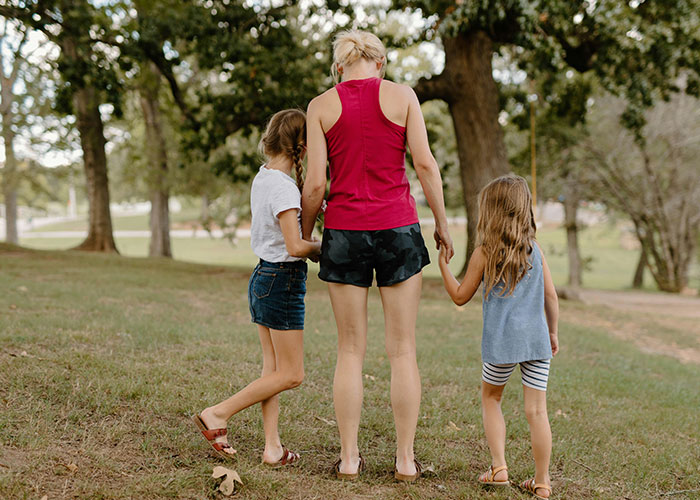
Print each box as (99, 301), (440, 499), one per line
(434, 225), (454, 262)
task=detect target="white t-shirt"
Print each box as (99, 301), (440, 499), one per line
(250, 165), (302, 262)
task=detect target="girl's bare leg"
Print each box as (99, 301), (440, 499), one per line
(199, 327), (304, 456)
(378, 273), (422, 477)
(328, 282), (369, 475)
(523, 385), (551, 498)
(258, 325), (283, 463)
(480, 381), (509, 482)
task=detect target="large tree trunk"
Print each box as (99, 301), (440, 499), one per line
(1, 125), (18, 244)
(139, 62), (171, 258)
(71, 85), (118, 252)
(415, 30), (510, 275)
(563, 183), (582, 288)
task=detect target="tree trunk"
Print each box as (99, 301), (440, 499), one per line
(632, 246), (646, 289)
(563, 184), (582, 288)
(139, 61), (171, 258)
(415, 30), (510, 276)
(1, 125), (18, 244)
(71, 85), (118, 252)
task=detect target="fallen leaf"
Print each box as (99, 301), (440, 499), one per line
(448, 421), (462, 431)
(314, 415), (336, 426)
(212, 466), (242, 496)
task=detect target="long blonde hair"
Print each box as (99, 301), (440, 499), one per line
(477, 175), (537, 297)
(259, 109), (306, 192)
(331, 29), (386, 83)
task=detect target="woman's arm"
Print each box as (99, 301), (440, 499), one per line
(540, 247), (560, 355)
(439, 245), (486, 306)
(404, 86), (454, 261)
(279, 209), (321, 258)
(301, 97), (328, 240)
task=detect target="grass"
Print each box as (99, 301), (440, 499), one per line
(1, 243), (699, 499)
(19, 220), (700, 292)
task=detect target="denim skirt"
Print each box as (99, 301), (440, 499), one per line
(248, 259), (307, 331)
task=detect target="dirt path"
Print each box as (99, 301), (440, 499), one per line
(575, 289), (700, 364)
(578, 289), (700, 320)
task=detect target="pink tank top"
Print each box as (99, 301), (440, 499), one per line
(323, 77), (419, 231)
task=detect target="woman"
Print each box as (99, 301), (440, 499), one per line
(301, 29), (454, 481)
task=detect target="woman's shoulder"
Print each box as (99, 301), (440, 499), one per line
(380, 79), (415, 99)
(308, 87), (339, 109)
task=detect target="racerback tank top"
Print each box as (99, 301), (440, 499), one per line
(323, 77), (419, 231)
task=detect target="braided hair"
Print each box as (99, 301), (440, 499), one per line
(259, 109), (307, 193)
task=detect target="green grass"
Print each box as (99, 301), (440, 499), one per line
(19, 220), (700, 292)
(1, 244), (699, 499)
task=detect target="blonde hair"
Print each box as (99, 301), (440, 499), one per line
(259, 109), (306, 192)
(331, 29), (386, 83)
(477, 175), (537, 297)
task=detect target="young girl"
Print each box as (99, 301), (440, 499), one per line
(438, 175), (559, 499)
(192, 109), (321, 466)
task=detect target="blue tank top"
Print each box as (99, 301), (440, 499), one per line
(481, 241), (552, 364)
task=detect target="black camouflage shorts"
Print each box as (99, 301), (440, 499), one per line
(319, 223), (430, 287)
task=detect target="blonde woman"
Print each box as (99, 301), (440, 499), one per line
(301, 30), (454, 481)
(438, 175), (559, 499)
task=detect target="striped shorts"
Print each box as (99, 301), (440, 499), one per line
(482, 360), (551, 391)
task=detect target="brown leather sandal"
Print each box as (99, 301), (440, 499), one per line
(478, 465), (509, 486)
(191, 414), (236, 460)
(333, 454), (365, 480)
(394, 457), (423, 483)
(262, 446), (300, 467)
(519, 478), (552, 499)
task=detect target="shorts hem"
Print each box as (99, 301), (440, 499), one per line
(318, 273), (372, 288)
(377, 265), (426, 287)
(251, 319), (304, 331)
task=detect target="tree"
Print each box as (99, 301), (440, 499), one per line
(392, 0), (700, 274)
(0, 19), (28, 244)
(1, 0), (123, 252)
(583, 93), (700, 293)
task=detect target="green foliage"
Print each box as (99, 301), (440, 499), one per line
(393, 0), (700, 140)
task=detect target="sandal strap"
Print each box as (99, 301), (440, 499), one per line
(201, 427), (227, 441)
(279, 447), (300, 465)
(212, 442), (233, 452)
(490, 465), (507, 480)
(534, 482), (552, 493)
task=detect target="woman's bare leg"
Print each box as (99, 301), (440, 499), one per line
(379, 273), (422, 476)
(328, 282), (368, 475)
(199, 327), (304, 456)
(523, 385), (551, 498)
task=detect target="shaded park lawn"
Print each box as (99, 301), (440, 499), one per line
(1, 244), (699, 499)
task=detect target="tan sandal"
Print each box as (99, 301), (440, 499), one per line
(262, 446), (300, 467)
(478, 465), (509, 486)
(519, 478), (552, 499)
(333, 454), (365, 480)
(394, 457), (423, 483)
(191, 414), (236, 460)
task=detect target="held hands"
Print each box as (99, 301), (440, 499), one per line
(434, 225), (454, 263)
(307, 236), (322, 263)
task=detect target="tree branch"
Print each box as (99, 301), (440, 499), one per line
(413, 73), (448, 103)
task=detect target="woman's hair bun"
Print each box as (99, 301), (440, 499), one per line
(331, 29), (386, 83)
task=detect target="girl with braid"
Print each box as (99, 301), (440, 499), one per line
(193, 109), (321, 466)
